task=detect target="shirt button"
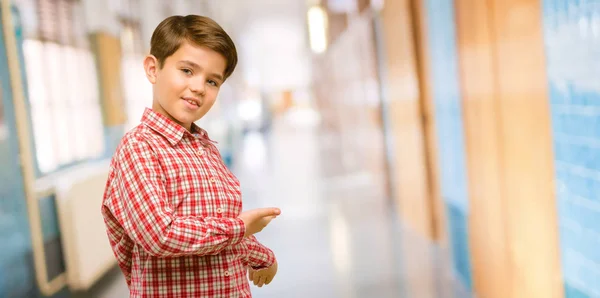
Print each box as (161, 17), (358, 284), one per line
(209, 177), (216, 183)
(197, 149), (204, 156)
(216, 208), (223, 214)
(224, 271), (231, 277)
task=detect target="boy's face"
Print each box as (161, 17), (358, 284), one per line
(144, 41), (226, 131)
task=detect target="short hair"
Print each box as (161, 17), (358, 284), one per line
(150, 15), (238, 80)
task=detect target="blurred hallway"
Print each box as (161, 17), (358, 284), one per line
(2, 0), (600, 297)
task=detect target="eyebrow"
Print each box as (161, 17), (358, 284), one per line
(179, 60), (224, 82)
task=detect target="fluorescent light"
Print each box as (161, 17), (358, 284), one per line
(307, 5), (328, 54)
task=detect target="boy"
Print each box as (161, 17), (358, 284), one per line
(101, 15), (280, 297)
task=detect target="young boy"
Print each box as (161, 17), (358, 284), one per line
(101, 15), (280, 297)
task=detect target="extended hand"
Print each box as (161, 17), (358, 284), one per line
(238, 208), (281, 237)
(248, 261), (278, 287)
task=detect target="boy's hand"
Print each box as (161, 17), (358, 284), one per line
(248, 261), (278, 287)
(238, 208), (281, 237)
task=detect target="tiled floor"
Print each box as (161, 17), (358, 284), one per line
(75, 116), (471, 298)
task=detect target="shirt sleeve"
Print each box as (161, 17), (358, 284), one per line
(243, 235), (276, 269)
(104, 139), (246, 258)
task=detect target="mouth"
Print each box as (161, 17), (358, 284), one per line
(182, 97), (201, 108)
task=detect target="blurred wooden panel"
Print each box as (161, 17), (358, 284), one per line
(410, 0), (447, 246)
(455, 0), (563, 297)
(489, 0), (563, 297)
(454, 0), (510, 297)
(380, 0), (434, 239)
(90, 32), (126, 126)
(381, 2), (439, 293)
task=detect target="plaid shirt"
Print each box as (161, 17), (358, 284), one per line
(101, 108), (275, 297)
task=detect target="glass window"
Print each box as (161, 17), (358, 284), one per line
(19, 0), (105, 175)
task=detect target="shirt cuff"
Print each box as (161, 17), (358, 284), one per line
(227, 217), (246, 246)
(246, 238), (276, 269)
(252, 254), (276, 270)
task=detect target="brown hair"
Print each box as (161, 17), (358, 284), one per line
(150, 15), (238, 80)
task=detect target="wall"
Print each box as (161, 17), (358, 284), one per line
(423, 0), (472, 290)
(311, 10), (389, 189)
(542, 1), (600, 297)
(455, 0), (563, 297)
(0, 5), (38, 297)
(379, 0), (435, 240)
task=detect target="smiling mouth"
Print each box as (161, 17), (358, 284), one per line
(183, 98), (200, 107)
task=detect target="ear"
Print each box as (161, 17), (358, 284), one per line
(143, 55), (159, 84)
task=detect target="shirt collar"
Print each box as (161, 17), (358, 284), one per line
(141, 108), (211, 146)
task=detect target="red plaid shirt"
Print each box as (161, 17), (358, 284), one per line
(101, 108), (275, 297)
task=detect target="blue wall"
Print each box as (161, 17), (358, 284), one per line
(424, 0), (472, 290)
(543, 1), (600, 297)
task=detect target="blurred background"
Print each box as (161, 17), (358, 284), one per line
(0, 0), (596, 297)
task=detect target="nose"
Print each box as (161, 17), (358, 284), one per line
(189, 77), (206, 96)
